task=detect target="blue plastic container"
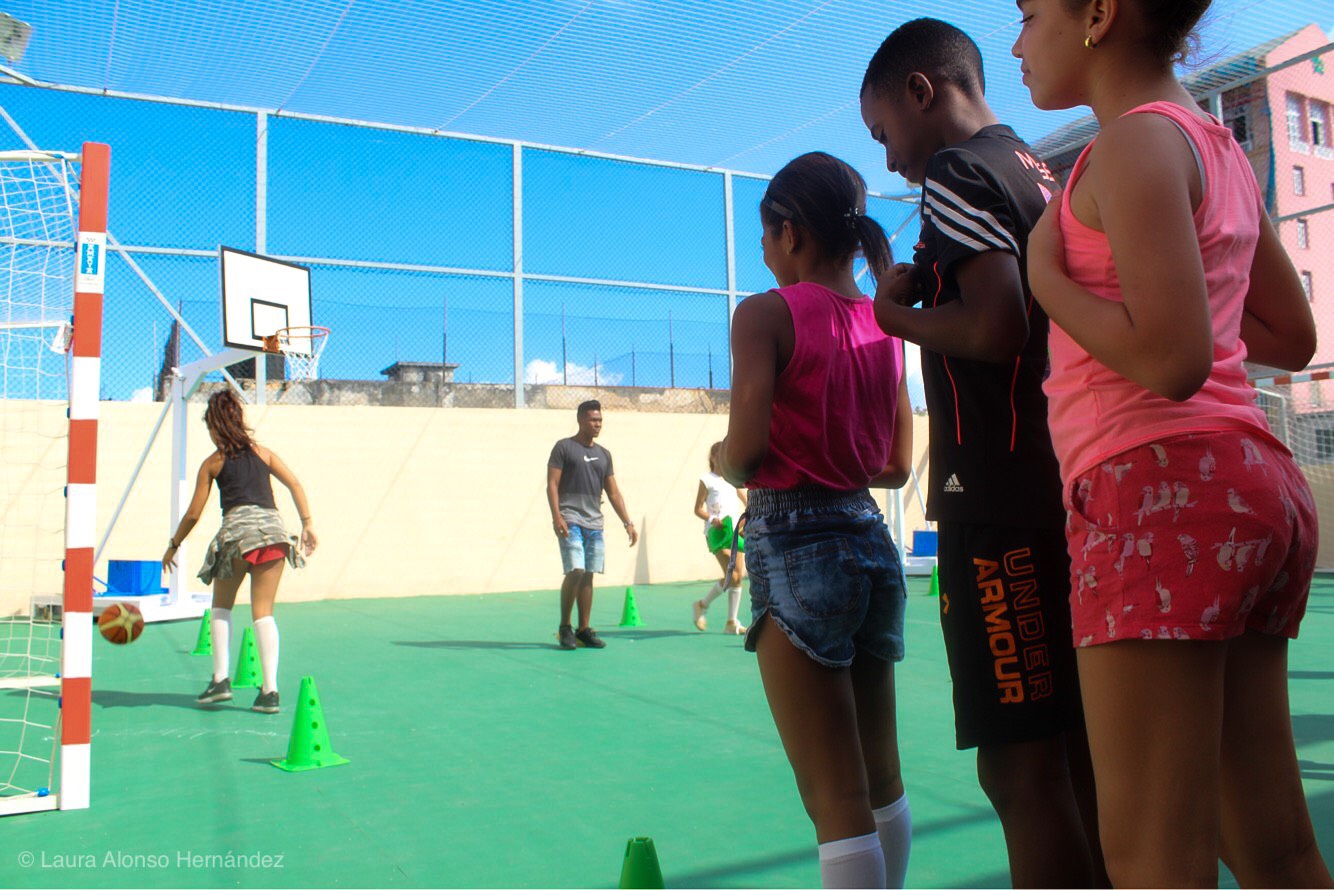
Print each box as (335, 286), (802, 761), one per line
(911, 530), (938, 557)
(103, 559), (165, 596)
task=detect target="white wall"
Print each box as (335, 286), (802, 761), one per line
(1, 401), (932, 614)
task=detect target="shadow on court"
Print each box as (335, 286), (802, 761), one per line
(603, 629), (695, 641)
(92, 690), (204, 709)
(1291, 670), (1334, 680)
(664, 847), (816, 888)
(392, 629), (695, 650)
(393, 639), (558, 651)
(1299, 759), (1334, 781)
(1292, 713), (1334, 747)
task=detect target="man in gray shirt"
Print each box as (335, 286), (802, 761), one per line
(546, 400), (638, 650)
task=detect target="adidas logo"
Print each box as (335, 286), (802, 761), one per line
(943, 473), (964, 493)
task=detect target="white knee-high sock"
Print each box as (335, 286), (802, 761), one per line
(701, 581), (723, 607)
(873, 794), (911, 889)
(818, 832), (885, 889)
(210, 608), (232, 682)
(253, 616), (280, 694)
(726, 586), (742, 623)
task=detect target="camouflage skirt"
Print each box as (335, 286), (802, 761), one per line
(197, 504), (305, 585)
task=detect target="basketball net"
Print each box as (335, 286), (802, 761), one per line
(265, 326), (329, 381)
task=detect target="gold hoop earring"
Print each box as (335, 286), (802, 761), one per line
(1084, 34), (1096, 48)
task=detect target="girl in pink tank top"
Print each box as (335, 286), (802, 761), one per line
(1014, 2), (1328, 886)
(722, 151), (914, 888)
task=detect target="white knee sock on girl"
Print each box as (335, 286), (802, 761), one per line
(253, 616), (280, 694)
(873, 794), (911, 889)
(210, 608), (232, 682)
(817, 832), (885, 889)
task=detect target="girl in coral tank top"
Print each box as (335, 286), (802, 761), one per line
(1014, 0), (1329, 885)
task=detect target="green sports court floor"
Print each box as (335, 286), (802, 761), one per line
(2, 576), (1332, 888)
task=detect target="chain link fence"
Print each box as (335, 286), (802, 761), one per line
(0, 80), (918, 409)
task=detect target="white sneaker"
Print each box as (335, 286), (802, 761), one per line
(692, 600), (708, 632)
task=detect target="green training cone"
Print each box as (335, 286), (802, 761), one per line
(271, 676), (350, 772)
(928, 564), (940, 598)
(233, 626), (261, 689)
(619, 837), (664, 889)
(190, 609), (212, 656)
(619, 587), (643, 627)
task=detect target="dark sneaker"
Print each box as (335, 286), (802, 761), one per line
(196, 678), (232, 704)
(251, 690), (280, 714)
(574, 627), (606, 649)
(557, 624), (578, 650)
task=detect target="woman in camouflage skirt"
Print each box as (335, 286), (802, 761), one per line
(163, 388), (317, 714)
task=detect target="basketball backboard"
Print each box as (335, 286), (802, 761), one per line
(219, 247), (312, 352)
(0, 12), (32, 64)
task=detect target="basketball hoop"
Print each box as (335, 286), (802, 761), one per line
(267, 326), (329, 381)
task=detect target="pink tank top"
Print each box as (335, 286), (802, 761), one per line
(748, 282), (903, 490)
(1044, 101), (1275, 486)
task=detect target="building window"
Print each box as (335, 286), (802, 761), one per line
(1302, 271), (1314, 302)
(1313, 101), (1330, 147)
(1298, 219), (1309, 249)
(1288, 93), (1306, 145)
(1294, 166), (1306, 196)
(1227, 109), (1250, 147)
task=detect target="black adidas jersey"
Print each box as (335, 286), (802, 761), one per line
(914, 125), (1064, 528)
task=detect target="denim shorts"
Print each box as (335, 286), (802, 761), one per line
(743, 487), (907, 667)
(559, 525), (605, 575)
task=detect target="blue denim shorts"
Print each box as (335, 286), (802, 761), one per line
(559, 524), (605, 575)
(743, 487), (907, 667)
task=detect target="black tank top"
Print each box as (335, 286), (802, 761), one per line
(217, 448), (276, 513)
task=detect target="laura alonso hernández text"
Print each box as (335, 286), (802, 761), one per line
(17, 849), (285, 869)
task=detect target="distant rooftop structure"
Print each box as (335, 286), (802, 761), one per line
(381, 361), (461, 385)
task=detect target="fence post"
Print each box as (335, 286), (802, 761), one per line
(724, 171), (738, 388)
(255, 111), (269, 406)
(512, 143), (525, 407)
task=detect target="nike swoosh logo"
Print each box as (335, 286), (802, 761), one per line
(583, 455), (599, 462)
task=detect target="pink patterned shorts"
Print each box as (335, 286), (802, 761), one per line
(1064, 431), (1317, 647)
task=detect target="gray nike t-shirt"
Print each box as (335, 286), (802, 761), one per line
(548, 437), (614, 529)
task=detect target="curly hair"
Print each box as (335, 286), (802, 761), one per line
(203, 389), (255, 458)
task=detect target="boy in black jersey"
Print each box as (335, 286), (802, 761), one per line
(860, 19), (1104, 887)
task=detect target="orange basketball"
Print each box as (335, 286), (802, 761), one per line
(97, 602), (145, 645)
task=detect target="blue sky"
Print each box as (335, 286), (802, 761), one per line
(1, 1), (1328, 400)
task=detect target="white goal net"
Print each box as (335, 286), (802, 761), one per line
(0, 149), (89, 814)
(1250, 363), (1334, 570)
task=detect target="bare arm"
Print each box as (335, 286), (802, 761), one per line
(721, 293), (789, 485)
(1239, 212), (1316, 371)
(264, 448), (318, 555)
(869, 372), (914, 488)
(693, 481), (713, 522)
(163, 456), (218, 570)
(546, 465), (568, 538)
(604, 474), (638, 546)
(874, 252), (1031, 362)
(1027, 116), (1214, 402)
